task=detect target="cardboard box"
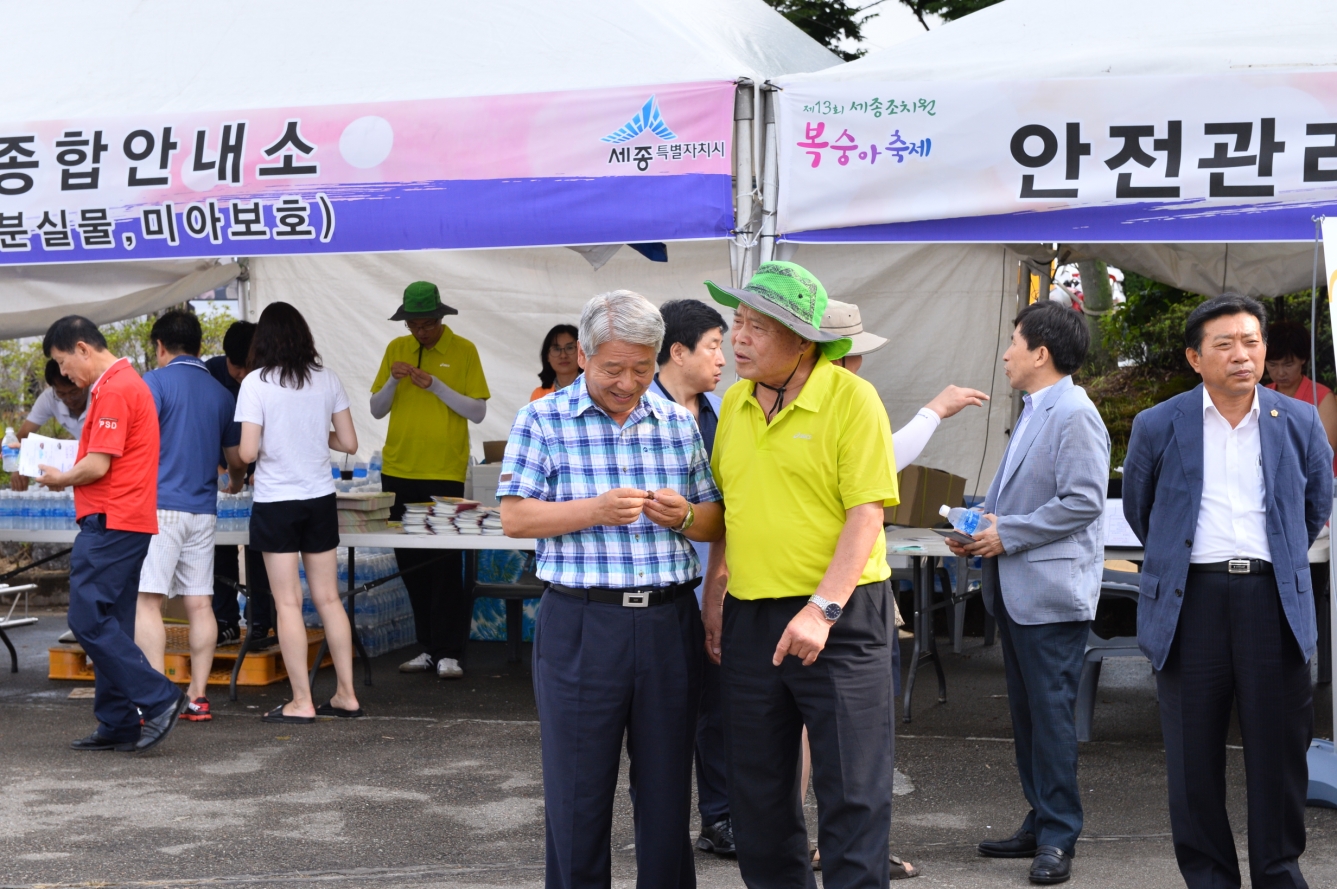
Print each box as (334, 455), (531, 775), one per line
(884, 465), (967, 528)
(482, 440), (507, 464)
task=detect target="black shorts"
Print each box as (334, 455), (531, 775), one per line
(249, 494), (339, 553)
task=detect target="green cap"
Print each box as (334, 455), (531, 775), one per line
(705, 261), (851, 360)
(389, 281), (457, 321)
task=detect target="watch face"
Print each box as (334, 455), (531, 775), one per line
(822, 603), (842, 621)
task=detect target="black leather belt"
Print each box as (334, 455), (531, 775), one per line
(1189, 559), (1273, 576)
(547, 581), (696, 608)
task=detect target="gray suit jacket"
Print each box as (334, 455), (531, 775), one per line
(981, 375), (1110, 625)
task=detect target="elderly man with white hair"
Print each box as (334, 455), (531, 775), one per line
(499, 290), (724, 889)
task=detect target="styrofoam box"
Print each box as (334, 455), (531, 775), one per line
(466, 464), (503, 506)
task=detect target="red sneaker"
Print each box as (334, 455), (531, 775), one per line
(180, 697), (211, 722)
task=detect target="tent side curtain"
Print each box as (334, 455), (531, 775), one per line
(0, 260), (239, 339)
(250, 241), (1015, 492)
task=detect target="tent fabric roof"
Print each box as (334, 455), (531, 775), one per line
(3, 0), (839, 122)
(0, 260), (240, 339)
(774, 0), (1335, 295)
(780, 0), (1337, 84)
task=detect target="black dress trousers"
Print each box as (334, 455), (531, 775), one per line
(381, 474), (469, 662)
(721, 581), (895, 889)
(1157, 569), (1314, 889)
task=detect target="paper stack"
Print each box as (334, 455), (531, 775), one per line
(336, 490), (396, 534)
(338, 507), (392, 533)
(18, 433), (77, 477)
(400, 502), (434, 535)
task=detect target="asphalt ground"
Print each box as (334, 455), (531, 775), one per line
(1, 607), (1335, 889)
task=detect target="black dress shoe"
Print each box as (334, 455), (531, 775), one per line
(977, 828), (1038, 858)
(70, 732), (135, 752)
(134, 692), (188, 754)
(1029, 846), (1071, 884)
(695, 818), (736, 857)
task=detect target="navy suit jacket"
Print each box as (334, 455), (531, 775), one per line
(1122, 383), (1333, 670)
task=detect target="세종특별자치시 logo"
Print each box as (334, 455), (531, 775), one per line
(601, 96), (677, 144)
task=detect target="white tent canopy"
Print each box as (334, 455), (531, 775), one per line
(771, 0), (1337, 293)
(0, 0), (838, 336)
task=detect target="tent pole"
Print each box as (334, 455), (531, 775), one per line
(758, 84), (779, 266)
(732, 80), (756, 287)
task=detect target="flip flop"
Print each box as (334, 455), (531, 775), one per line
(261, 704), (315, 724)
(315, 701), (365, 719)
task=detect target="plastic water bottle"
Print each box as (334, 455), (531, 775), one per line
(2, 427), (18, 473)
(369, 450), (383, 484)
(939, 504), (992, 536)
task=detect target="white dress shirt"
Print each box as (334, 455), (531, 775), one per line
(1191, 387), (1270, 563)
(1003, 381), (1057, 481)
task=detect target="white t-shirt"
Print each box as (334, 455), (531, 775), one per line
(26, 386), (86, 438)
(234, 365), (350, 503)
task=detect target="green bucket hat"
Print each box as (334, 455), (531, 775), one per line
(705, 262), (852, 360)
(389, 281), (458, 321)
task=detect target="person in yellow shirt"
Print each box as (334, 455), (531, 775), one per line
(701, 261), (900, 888)
(370, 281), (490, 679)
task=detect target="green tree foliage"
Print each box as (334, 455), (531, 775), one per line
(0, 306), (234, 436)
(765, 0), (872, 60)
(1085, 271), (1333, 471)
(765, 0), (1004, 60)
(897, 0), (1003, 29)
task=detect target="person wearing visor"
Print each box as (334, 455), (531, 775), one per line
(370, 281), (490, 680)
(702, 262), (900, 889)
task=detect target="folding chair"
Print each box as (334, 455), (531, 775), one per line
(1075, 568), (1146, 742)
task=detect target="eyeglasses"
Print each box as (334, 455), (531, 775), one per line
(549, 343), (577, 356)
(405, 320), (440, 333)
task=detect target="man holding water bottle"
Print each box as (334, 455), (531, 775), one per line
(944, 300), (1108, 885)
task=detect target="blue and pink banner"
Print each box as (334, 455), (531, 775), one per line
(0, 81), (735, 264)
(775, 72), (1337, 243)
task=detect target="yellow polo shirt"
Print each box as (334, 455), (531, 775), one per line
(371, 327), (490, 481)
(712, 356), (898, 600)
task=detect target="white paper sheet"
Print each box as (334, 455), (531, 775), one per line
(1103, 498), (1141, 548)
(18, 434), (77, 477)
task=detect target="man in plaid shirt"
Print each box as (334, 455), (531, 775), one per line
(500, 290), (723, 889)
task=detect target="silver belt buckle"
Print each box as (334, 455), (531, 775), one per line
(1227, 559), (1251, 574)
(623, 591), (650, 608)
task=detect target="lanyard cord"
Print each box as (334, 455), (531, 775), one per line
(754, 355), (803, 422)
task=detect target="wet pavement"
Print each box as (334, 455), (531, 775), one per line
(1, 607), (1334, 888)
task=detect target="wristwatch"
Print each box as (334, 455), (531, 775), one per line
(808, 594), (843, 622)
(674, 502), (696, 534)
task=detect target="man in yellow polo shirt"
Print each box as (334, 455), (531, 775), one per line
(702, 262), (899, 889)
(371, 281), (490, 679)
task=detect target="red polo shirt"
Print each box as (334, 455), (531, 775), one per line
(74, 357), (159, 534)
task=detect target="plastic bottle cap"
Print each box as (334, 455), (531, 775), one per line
(938, 504), (951, 518)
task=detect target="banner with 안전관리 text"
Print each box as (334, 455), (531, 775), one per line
(0, 80), (736, 264)
(775, 72), (1337, 243)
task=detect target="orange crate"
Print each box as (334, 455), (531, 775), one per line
(49, 627), (331, 687)
(48, 645), (95, 681)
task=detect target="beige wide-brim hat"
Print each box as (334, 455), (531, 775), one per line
(821, 299), (888, 356)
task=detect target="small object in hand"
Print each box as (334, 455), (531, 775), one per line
(643, 490), (655, 501)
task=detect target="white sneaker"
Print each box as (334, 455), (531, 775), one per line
(399, 652), (435, 673)
(436, 657), (464, 680)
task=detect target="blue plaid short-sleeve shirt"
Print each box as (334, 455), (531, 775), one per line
(497, 375), (721, 588)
